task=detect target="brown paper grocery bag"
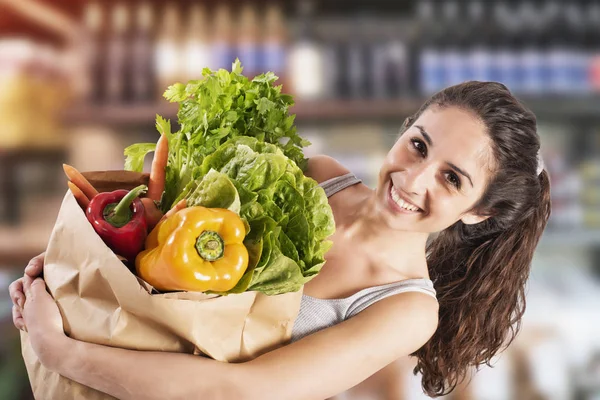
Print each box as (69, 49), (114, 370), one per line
(21, 187), (302, 400)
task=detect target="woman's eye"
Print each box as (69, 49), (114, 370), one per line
(446, 172), (461, 189)
(411, 138), (427, 157)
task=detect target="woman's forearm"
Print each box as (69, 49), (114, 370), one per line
(51, 337), (244, 400)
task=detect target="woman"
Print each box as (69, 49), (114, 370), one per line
(9, 81), (551, 399)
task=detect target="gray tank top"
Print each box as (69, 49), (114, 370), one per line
(291, 172), (437, 342)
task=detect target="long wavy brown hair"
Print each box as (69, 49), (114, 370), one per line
(405, 81), (552, 397)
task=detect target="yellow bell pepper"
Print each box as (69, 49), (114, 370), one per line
(135, 206), (249, 292)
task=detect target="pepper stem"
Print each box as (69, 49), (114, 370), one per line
(196, 231), (225, 261)
(105, 184), (147, 228)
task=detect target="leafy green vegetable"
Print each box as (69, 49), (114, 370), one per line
(124, 61), (335, 296)
(183, 169), (241, 214)
(125, 60), (310, 213)
(201, 137), (335, 296)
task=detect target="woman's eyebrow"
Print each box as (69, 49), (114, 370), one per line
(447, 162), (474, 187)
(415, 125), (433, 146)
(414, 124), (474, 187)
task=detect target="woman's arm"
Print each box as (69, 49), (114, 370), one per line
(46, 291), (438, 400)
(51, 336), (242, 400)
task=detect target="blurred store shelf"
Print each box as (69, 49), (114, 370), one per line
(63, 102), (178, 127)
(0, 195), (63, 269)
(0, 229), (47, 269)
(63, 97), (600, 126)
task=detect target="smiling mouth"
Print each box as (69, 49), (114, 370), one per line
(388, 182), (423, 213)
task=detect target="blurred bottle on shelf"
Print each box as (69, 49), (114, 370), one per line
(372, 23), (408, 99)
(237, 4), (260, 78)
(81, 1), (104, 104)
(131, 2), (155, 103)
(587, 1), (600, 93)
(547, 1), (571, 96)
(545, 145), (583, 231)
(494, 1), (521, 91)
(417, 0), (444, 95)
(212, 4), (235, 71)
(564, 3), (588, 95)
(154, 3), (182, 99)
(412, 0), (600, 98)
(580, 132), (600, 229)
(288, 0), (325, 100)
(184, 3), (211, 81)
(518, 1), (545, 96)
(105, 3), (130, 104)
(346, 16), (371, 99)
(321, 19), (345, 99)
(440, 1), (466, 88)
(262, 4), (288, 88)
(467, 0), (493, 83)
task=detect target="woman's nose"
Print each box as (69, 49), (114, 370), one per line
(403, 164), (434, 196)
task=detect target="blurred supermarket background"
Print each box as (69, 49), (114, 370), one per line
(1, 0), (600, 398)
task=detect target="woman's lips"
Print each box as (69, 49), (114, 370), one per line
(387, 180), (422, 215)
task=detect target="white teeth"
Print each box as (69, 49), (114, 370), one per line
(390, 185), (420, 212)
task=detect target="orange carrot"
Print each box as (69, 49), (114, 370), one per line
(67, 181), (90, 209)
(63, 164), (99, 200)
(147, 135), (169, 202)
(158, 199), (186, 224)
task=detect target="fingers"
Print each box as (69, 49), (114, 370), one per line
(9, 278), (25, 309)
(10, 278), (26, 331)
(22, 275), (34, 298)
(12, 304), (26, 331)
(24, 252), (45, 278)
(24, 277), (46, 300)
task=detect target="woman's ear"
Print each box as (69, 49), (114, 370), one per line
(460, 212), (491, 225)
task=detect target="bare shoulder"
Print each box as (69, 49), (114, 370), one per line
(358, 291), (440, 350)
(305, 155), (351, 184)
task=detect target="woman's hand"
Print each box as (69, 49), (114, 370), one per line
(9, 253), (69, 369)
(21, 276), (68, 369)
(9, 252), (45, 331)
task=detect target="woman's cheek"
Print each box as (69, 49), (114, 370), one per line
(427, 202), (461, 232)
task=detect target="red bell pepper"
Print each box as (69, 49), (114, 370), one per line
(86, 184), (148, 261)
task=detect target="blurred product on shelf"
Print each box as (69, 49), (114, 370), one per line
(288, 0), (324, 99)
(81, 1), (103, 103)
(154, 3), (182, 99)
(73, 0), (600, 107)
(414, 0), (600, 96)
(237, 4), (260, 78)
(184, 3), (211, 83)
(0, 39), (69, 149)
(591, 2), (600, 91)
(131, 2), (155, 103)
(372, 24), (409, 99)
(105, 3), (130, 104)
(580, 132), (600, 229)
(211, 3), (235, 72)
(546, 149), (583, 230)
(262, 4), (288, 87)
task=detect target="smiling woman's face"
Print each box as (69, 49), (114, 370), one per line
(377, 106), (496, 233)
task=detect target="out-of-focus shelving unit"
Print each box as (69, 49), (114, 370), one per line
(63, 97), (600, 125)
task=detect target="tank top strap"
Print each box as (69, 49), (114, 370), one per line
(345, 279), (437, 320)
(318, 172), (362, 198)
